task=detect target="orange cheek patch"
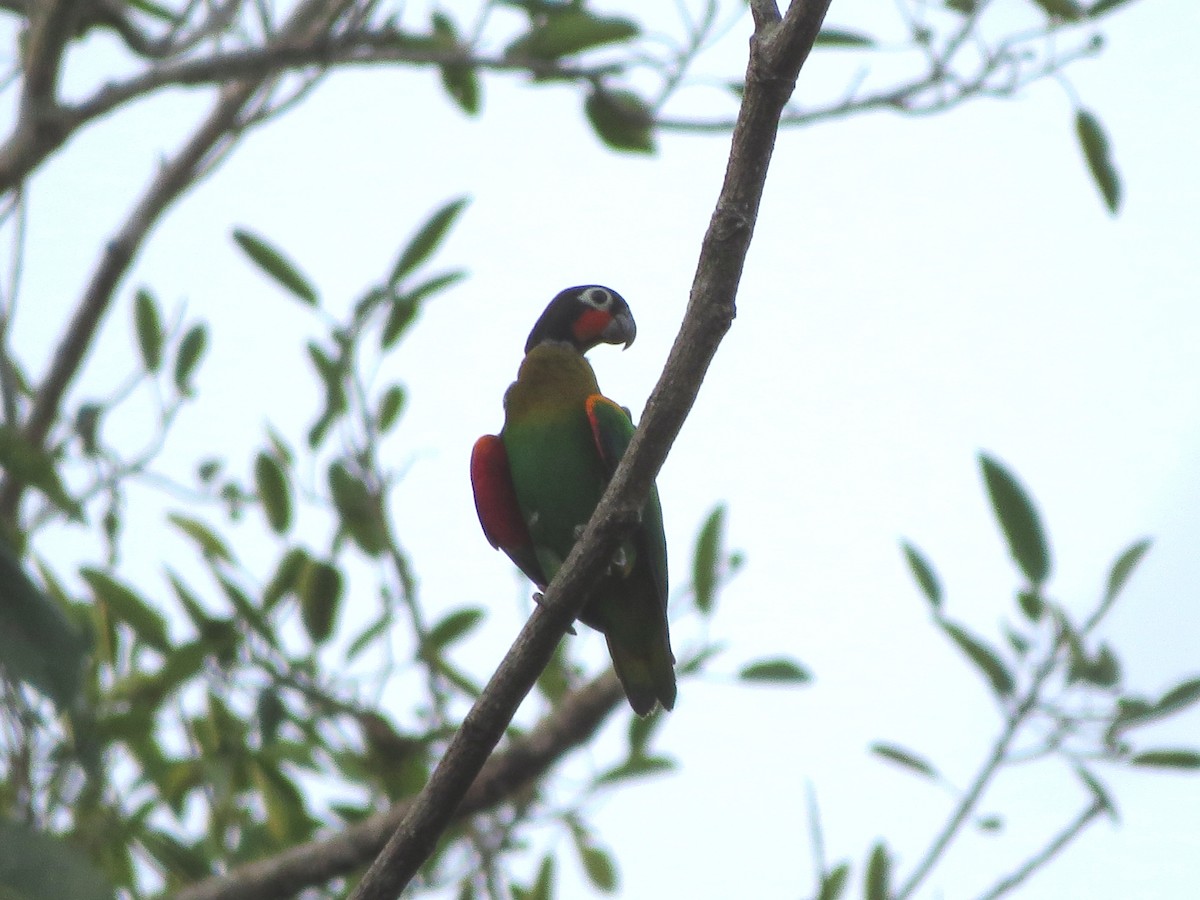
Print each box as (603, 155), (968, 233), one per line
(572, 308), (612, 344)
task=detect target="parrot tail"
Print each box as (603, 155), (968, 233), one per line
(606, 632), (677, 717)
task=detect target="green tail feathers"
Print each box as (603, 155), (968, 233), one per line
(605, 632), (676, 717)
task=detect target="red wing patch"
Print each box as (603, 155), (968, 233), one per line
(471, 435), (526, 549)
(470, 435), (546, 587)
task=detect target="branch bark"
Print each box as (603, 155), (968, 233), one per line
(348, 2), (832, 897)
(172, 671), (624, 900)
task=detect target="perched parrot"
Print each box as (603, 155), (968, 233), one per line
(470, 285), (675, 716)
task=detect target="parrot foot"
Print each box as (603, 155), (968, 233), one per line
(532, 591), (576, 634)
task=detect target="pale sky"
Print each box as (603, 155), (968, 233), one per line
(12, 0), (1200, 898)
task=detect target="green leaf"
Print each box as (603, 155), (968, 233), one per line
(816, 863), (850, 900)
(1074, 763), (1119, 821)
(0, 424), (80, 518)
(941, 621), (1015, 697)
(1089, 0), (1136, 14)
(529, 855), (554, 900)
(299, 559), (342, 644)
(82, 568), (170, 652)
(251, 758), (314, 843)
(0, 819), (114, 900)
(126, 0), (178, 23)
(1092, 538), (1151, 626)
(254, 452), (292, 534)
(1075, 108), (1122, 213)
(1129, 749), (1200, 770)
(692, 505), (725, 614)
(594, 753), (676, 787)
(976, 814), (1004, 832)
(430, 15), (480, 115)
(980, 453), (1051, 586)
(173, 323), (208, 395)
(585, 87), (655, 153)
(579, 845), (617, 893)
(136, 829), (211, 885)
(739, 656), (812, 684)
(945, 0), (977, 13)
(441, 64), (481, 115)
(219, 574), (280, 650)
(347, 609), (392, 661)
(505, 10), (638, 60)
(134, 288), (164, 372)
(864, 842), (890, 900)
(627, 707), (665, 758)
(381, 296), (419, 349)
(1157, 676), (1200, 716)
(901, 541), (941, 610)
(168, 513), (233, 562)
(382, 272), (467, 349)
(256, 688), (286, 744)
(1017, 589), (1044, 621)
(423, 607), (485, 654)
(1031, 0), (1085, 19)
(329, 461), (389, 556)
(0, 540), (87, 709)
(1078, 643), (1121, 687)
(814, 28), (875, 46)
(233, 229), (318, 305)
(870, 742), (939, 780)
(377, 385), (407, 432)
(75, 403), (102, 456)
(389, 199), (470, 287)
(263, 547), (310, 610)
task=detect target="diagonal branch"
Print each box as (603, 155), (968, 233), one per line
(347, 2), (832, 898)
(973, 800), (1105, 900)
(171, 671), (625, 900)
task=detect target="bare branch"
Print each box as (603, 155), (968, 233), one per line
(347, 3), (833, 898)
(172, 671), (625, 900)
(973, 800), (1106, 900)
(1, 0), (77, 181)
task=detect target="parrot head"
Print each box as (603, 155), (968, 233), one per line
(524, 285), (636, 355)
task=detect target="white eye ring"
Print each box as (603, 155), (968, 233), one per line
(581, 287), (612, 309)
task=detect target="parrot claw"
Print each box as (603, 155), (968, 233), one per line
(533, 591), (576, 634)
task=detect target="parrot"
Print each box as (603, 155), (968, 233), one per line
(470, 285), (675, 716)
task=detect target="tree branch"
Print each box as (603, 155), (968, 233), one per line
(895, 637), (1067, 900)
(172, 671), (625, 900)
(347, 2), (832, 897)
(0, 0), (77, 183)
(973, 800), (1105, 900)
(0, 30), (617, 194)
(0, 0), (355, 524)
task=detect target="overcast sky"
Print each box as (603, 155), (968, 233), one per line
(14, 0), (1200, 897)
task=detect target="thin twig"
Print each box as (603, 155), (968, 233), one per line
(895, 637), (1067, 900)
(973, 800), (1105, 900)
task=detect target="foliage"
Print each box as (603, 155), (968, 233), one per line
(804, 455), (1199, 900)
(0, 0), (1175, 898)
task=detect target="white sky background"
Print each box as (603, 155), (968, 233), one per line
(9, 0), (1200, 897)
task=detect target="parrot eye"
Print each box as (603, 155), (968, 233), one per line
(580, 286), (612, 309)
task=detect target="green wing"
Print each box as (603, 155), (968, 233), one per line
(584, 395), (669, 603)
